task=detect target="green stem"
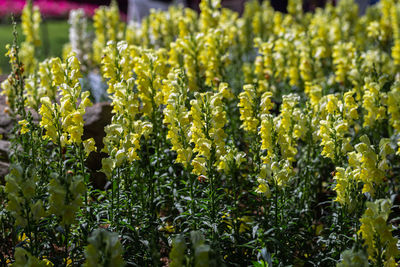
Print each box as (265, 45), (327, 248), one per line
(77, 144), (89, 223)
(232, 164), (240, 245)
(64, 225), (70, 267)
(274, 185), (279, 229)
(111, 169), (115, 224)
(116, 167), (121, 231)
(188, 168), (197, 230)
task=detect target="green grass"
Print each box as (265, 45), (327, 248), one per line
(0, 20), (69, 74)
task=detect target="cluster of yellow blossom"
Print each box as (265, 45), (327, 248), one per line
(5, 164), (45, 227)
(238, 84), (273, 134)
(333, 166), (359, 209)
(362, 78), (387, 128)
(1, 44), (21, 115)
(92, 0), (124, 64)
(134, 49), (169, 118)
(163, 69), (192, 168)
(20, 0), (41, 74)
(48, 172), (86, 226)
(257, 94), (303, 195)
(39, 55), (94, 152)
(353, 136), (393, 196)
(83, 229), (125, 267)
(334, 135), (394, 205)
(169, 31), (205, 91)
(24, 59), (59, 112)
(318, 94), (352, 164)
(190, 92), (227, 176)
(100, 42), (182, 177)
(218, 147), (246, 174)
(332, 42), (356, 85)
(388, 82), (400, 154)
(35, 55), (95, 227)
(6, 0), (400, 263)
(359, 199), (399, 266)
(101, 41), (136, 94)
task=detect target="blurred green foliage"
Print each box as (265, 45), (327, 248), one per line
(0, 20), (69, 74)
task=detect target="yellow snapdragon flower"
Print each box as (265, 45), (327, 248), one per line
(18, 119), (29, 134)
(190, 92), (227, 175)
(277, 94), (304, 159)
(353, 135), (394, 197)
(175, 35), (205, 91)
(199, 28), (232, 87)
(238, 84), (273, 134)
(362, 78), (386, 128)
(102, 85), (152, 173)
(199, 0), (220, 33)
(101, 41), (136, 94)
(93, 1), (124, 64)
(333, 166), (361, 210)
(5, 164), (45, 227)
(332, 42), (356, 84)
(20, 1), (41, 74)
(318, 94), (353, 164)
(258, 110), (297, 195)
(305, 82), (322, 107)
(163, 69), (193, 168)
(218, 147), (246, 174)
(134, 49), (169, 117)
(39, 96), (59, 143)
(48, 173), (86, 226)
(83, 138), (96, 156)
(21, 1), (41, 47)
(39, 55), (94, 147)
(319, 116), (352, 163)
(359, 199), (399, 266)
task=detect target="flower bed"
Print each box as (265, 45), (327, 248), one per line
(1, 0), (400, 266)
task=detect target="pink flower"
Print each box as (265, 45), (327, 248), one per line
(0, 0), (121, 18)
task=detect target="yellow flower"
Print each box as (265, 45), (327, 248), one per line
(332, 42), (356, 84)
(199, 0), (221, 32)
(20, 1), (41, 74)
(238, 84), (273, 134)
(346, 135), (394, 197)
(260, 114), (274, 155)
(48, 175), (86, 227)
(18, 120), (29, 134)
(218, 147), (246, 173)
(50, 57), (65, 85)
(21, 2), (41, 47)
(333, 167), (360, 210)
(39, 96), (59, 143)
(190, 92), (227, 175)
(363, 79), (386, 128)
(93, 2), (124, 64)
(101, 158), (115, 178)
(192, 157), (207, 176)
(134, 49), (168, 117)
(17, 232), (29, 243)
(83, 138), (96, 156)
(359, 199), (399, 265)
(163, 69), (192, 168)
(319, 114), (350, 163)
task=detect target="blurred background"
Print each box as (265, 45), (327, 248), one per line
(0, 0), (369, 73)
